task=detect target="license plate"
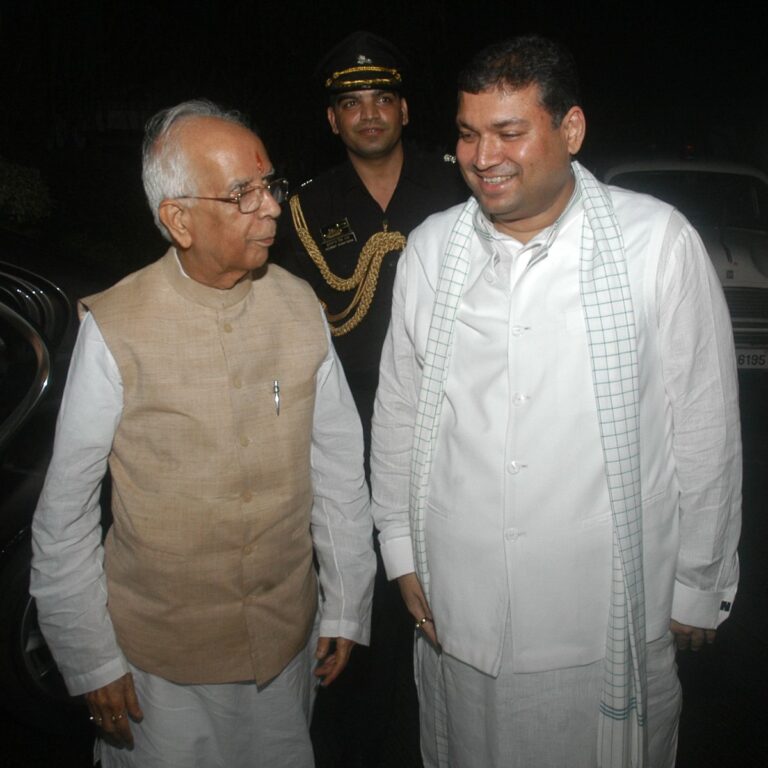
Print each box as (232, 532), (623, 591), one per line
(736, 349), (768, 369)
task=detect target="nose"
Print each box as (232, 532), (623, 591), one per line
(260, 188), (282, 218)
(473, 135), (502, 171)
(360, 98), (378, 121)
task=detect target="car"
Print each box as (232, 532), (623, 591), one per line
(603, 159), (768, 370)
(0, 260), (83, 733)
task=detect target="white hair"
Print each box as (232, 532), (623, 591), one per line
(141, 99), (249, 241)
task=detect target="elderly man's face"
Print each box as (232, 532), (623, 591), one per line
(172, 118), (281, 289)
(456, 84), (585, 242)
(327, 90), (408, 161)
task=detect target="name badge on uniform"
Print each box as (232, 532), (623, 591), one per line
(321, 218), (357, 252)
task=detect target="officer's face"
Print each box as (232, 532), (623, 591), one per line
(327, 90), (409, 160)
(456, 84), (585, 241)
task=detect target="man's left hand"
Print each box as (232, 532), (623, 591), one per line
(670, 619), (717, 651)
(314, 636), (356, 686)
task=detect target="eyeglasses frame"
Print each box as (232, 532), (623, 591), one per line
(175, 177), (289, 214)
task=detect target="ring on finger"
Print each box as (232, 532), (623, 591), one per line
(415, 616), (431, 630)
(110, 712), (125, 723)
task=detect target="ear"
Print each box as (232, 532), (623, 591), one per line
(399, 96), (410, 127)
(326, 105), (340, 135)
(561, 106), (586, 155)
(159, 200), (193, 249)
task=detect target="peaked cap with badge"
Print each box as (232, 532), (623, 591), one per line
(319, 30), (407, 94)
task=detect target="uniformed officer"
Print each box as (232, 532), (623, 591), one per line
(273, 30), (466, 768)
(275, 30), (466, 466)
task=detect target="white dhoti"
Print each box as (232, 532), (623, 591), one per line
(416, 630), (681, 768)
(98, 641), (316, 768)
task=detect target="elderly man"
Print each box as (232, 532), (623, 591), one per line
(370, 36), (741, 768)
(31, 99), (375, 768)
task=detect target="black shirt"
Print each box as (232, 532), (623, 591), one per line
(273, 146), (467, 432)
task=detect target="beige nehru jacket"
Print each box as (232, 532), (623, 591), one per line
(82, 250), (327, 685)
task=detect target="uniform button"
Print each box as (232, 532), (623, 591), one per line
(240, 435), (250, 447)
(504, 528), (519, 541)
(507, 461), (522, 474)
(233, 376), (242, 389)
(241, 490), (253, 502)
(512, 393), (528, 406)
(511, 325), (525, 337)
(483, 270), (495, 284)
(223, 322), (233, 333)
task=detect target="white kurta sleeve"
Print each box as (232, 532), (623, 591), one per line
(310, 317), (375, 645)
(658, 212), (742, 628)
(370, 253), (419, 580)
(30, 312), (129, 696)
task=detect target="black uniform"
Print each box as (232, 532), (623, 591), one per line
(275, 146), (467, 463)
(274, 147), (465, 767)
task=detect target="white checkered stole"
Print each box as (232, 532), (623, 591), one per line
(408, 195), (478, 602)
(409, 162), (647, 767)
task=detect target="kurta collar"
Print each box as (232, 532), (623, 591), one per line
(162, 248), (252, 310)
(471, 179), (584, 266)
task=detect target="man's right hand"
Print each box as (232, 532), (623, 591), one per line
(397, 572), (439, 647)
(85, 672), (143, 749)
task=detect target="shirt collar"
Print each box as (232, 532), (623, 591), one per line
(341, 143), (427, 192)
(472, 180), (583, 265)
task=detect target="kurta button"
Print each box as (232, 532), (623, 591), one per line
(507, 461), (521, 474)
(504, 528), (519, 541)
(511, 325), (524, 337)
(483, 270), (495, 283)
(240, 435), (250, 447)
(241, 490), (252, 502)
(512, 393), (528, 406)
(223, 322), (233, 333)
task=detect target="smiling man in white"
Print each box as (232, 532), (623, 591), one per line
(370, 35), (741, 768)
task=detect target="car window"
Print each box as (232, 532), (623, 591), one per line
(610, 171), (768, 231)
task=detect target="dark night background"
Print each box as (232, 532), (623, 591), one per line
(3, 0), (768, 163)
(2, 0), (766, 276)
(2, 0), (767, 201)
(1, 1), (767, 766)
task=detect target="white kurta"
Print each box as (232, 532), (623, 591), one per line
(371, 187), (741, 677)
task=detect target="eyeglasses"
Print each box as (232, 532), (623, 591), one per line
(176, 178), (289, 214)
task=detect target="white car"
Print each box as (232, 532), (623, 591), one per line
(604, 160), (768, 370)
